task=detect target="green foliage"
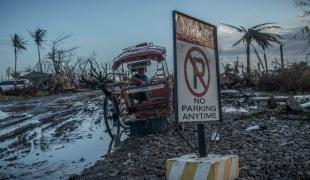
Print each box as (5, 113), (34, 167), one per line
(256, 73), (280, 91)
(242, 73), (258, 88)
(257, 62), (310, 92)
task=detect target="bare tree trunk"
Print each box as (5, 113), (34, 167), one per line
(246, 42), (251, 75)
(37, 45), (43, 72)
(251, 44), (265, 71)
(14, 48), (17, 75)
(56, 52), (61, 74)
(280, 44), (284, 69)
(264, 52), (268, 73)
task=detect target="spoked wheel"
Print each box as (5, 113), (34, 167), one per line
(118, 113), (129, 129)
(103, 95), (120, 139)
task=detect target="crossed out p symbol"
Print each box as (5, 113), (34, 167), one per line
(184, 47), (211, 97)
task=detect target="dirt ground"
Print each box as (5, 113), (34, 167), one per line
(0, 90), (309, 179)
(73, 108), (310, 180)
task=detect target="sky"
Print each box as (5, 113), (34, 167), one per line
(0, 0), (308, 78)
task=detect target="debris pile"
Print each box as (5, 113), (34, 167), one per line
(73, 108), (310, 179)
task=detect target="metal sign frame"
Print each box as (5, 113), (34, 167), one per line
(172, 10), (222, 124)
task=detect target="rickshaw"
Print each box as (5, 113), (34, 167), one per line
(102, 42), (173, 138)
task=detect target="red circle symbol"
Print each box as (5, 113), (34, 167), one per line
(184, 46), (210, 97)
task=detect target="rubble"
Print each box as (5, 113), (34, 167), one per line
(73, 107), (310, 180)
(286, 96), (310, 113)
(245, 125), (260, 131)
(301, 102), (310, 113)
(1, 90), (309, 179)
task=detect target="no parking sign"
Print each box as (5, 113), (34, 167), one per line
(173, 11), (222, 123)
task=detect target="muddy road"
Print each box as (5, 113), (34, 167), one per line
(0, 91), (121, 179)
(1, 90), (309, 179)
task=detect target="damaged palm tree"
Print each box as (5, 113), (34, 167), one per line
(11, 33), (27, 76)
(46, 34), (78, 75)
(44, 34), (78, 92)
(221, 23), (282, 75)
(29, 27), (47, 73)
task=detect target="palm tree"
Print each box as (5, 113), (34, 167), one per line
(29, 27), (47, 72)
(221, 23), (282, 74)
(11, 33), (27, 75)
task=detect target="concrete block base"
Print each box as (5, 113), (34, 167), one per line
(166, 154), (239, 180)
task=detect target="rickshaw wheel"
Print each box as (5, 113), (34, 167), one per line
(118, 116), (129, 129)
(103, 95), (120, 139)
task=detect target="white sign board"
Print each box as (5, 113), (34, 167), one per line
(173, 11), (221, 122)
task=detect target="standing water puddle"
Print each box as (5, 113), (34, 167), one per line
(0, 91), (126, 179)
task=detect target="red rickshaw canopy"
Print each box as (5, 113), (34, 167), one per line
(112, 45), (166, 71)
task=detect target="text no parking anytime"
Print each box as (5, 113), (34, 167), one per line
(173, 11), (221, 123)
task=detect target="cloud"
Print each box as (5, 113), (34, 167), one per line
(218, 25), (238, 35)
